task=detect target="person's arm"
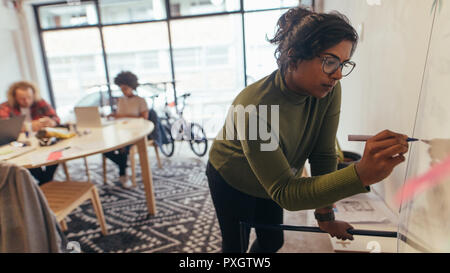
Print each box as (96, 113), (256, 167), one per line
(31, 120), (44, 131)
(236, 102), (408, 212)
(140, 111), (148, 119)
(236, 102), (367, 211)
(307, 84), (341, 229)
(308, 83), (341, 178)
(139, 97), (149, 119)
(28, 100), (59, 131)
(37, 100), (60, 125)
(112, 97), (124, 119)
(307, 84), (359, 240)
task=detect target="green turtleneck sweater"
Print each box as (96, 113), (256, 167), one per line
(208, 69), (369, 211)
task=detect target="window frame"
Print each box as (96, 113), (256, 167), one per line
(33, 0), (313, 110)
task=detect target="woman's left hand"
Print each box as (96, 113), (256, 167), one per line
(318, 220), (354, 241)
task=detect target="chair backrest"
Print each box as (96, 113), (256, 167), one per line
(0, 162), (67, 253)
(148, 108), (163, 145)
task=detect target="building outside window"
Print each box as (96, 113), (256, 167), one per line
(99, 0), (167, 24)
(39, 1), (98, 28)
(42, 27), (107, 120)
(35, 0), (313, 136)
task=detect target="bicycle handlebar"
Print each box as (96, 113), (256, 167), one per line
(165, 93), (191, 106)
(178, 93), (191, 99)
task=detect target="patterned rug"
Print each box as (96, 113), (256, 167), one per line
(54, 155), (221, 253)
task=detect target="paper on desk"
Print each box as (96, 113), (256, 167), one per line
(306, 200), (391, 224)
(334, 200), (390, 223)
(0, 146), (14, 156)
(0, 145), (37, 161)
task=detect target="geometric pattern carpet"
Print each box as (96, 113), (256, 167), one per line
(53, 155), (221, 253)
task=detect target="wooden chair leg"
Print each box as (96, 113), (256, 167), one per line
(102, 155), (107, 185)
(83, 157), (91, 182)
(60, 219), (68, 232)
(153, 143), (163, 169)
(89, 187), (108, 235)
(62, 162), (71, 181)
(129, 146), (137, 188)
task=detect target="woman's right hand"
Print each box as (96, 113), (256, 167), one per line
(355, 130), (409, 187)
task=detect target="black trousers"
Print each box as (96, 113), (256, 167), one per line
(29, 164), (59, 186)
(206, 161), (284, 253)
(103, 145), (131, 176)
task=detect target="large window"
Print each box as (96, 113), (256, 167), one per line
(170, 14), (245, 135)
(244, 9), (289, 84)
(39, 1), (98, 29)
(169, 0), (240, 17)
(35, 0), (312, 135)
(43, 28), (107, 121)
(103, 22), (172, 83)
(170, 15), (244, 96)
(99, 0), (167, 24)
(244, 0), (301, 11)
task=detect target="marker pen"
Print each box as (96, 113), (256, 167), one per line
(348, 135), (420, 142)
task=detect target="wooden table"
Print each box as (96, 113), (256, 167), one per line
(8, 118), (157, 215)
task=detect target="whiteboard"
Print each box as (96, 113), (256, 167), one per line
(398, 1), (450, 253)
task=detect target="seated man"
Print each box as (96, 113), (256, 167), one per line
(104, 71), (149, 189)
(0, 81), (60, 185)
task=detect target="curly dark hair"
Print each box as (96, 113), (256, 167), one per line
(269, 6), (358, 75)
(114, 71), (139, 90)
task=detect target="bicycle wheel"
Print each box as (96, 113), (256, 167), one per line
(189, 123), (208, 157)
(159, 124), (175, 157)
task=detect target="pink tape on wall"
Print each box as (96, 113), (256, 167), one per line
(395, 154), (450, 205)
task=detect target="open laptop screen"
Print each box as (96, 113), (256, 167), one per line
(0, 115), (25, 146)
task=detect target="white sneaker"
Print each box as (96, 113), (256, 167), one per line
(119, 175), (133, 189)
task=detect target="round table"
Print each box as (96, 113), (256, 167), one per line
(8, 118), (157, 215)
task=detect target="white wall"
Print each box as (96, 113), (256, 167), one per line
(21, 1), (55, 103)
(322, 0), (436, 212)
(0, 1), (51, 103)
(0, 3), (24, 102)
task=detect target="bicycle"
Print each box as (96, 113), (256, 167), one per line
(158, 93), (208, 157)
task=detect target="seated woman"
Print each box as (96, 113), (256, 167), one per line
(104, 71), (149, 189)
(0, 81), (60, 185)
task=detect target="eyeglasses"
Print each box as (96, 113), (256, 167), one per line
(319, 55), (356, 77)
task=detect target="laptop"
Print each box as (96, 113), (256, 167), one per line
(74, 106), (115, 128)
(0, 115), (25, 146)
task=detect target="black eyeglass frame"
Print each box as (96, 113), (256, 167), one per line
(318, 54), (356, 77)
